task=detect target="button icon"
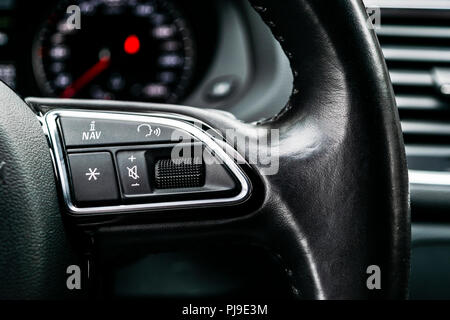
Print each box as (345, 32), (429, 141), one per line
(85, 168), (100, 181)
(137, 123), (161, 137)
(82, 120), (102, 141)
(127, 165), (139, 180)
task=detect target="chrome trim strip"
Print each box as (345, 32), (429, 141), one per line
(409, 170), (450, 186)
(44, 110), (251, 215)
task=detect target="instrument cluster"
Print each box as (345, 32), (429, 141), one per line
(0, 0), (217, 103)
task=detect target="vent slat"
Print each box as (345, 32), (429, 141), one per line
(401, 121), (450, 136)
(396, 94), (447, 111)
(390, 70), (433, 86)
(382, 46), (450, 63)
(365, 0), (450, 10)
(378, 25), (450, 38)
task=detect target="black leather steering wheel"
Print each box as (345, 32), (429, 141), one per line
(0, 0), (410, 299)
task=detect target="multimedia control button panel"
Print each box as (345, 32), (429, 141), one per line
(60, 117), (185, 147)
(44, 110), (251, 215)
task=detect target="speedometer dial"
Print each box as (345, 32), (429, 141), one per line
(32, 0), (195, 103)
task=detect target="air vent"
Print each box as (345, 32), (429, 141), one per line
(373, 6), (450, 145)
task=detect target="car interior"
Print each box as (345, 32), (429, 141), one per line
(0, 0), (449, 301)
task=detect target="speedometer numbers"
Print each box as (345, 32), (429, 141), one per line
(32, 0), (195, 103)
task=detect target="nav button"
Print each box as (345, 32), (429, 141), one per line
(59, 117), (186, 147)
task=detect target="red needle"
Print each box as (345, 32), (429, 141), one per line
(60, 56), (111, 98)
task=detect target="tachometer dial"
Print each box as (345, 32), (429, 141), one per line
(32, 0), (195, 103)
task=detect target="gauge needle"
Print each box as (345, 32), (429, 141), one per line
(60, 56), (111, 98)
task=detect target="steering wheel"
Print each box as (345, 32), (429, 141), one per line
(0, 0), (410, 299)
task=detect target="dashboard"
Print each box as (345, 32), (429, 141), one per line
(1, 0), (450, 299)
(0, 0), (291, 119)
(0, 0), (218, 102)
